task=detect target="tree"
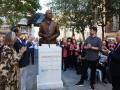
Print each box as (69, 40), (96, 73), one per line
(91, 0), (120, 39)
(48, 0), (94, 40)
(105, 0), (120, 30)
(0, 19), (3, 26)
(91, 0), (106, 39)
(0, 0), (41, 25)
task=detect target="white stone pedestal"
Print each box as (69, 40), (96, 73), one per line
(37, 44), (63, 90)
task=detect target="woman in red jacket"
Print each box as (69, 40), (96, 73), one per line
(61, 38), (69, 71)
(71, 39), (79, 72)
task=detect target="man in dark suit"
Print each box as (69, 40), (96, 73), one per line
(108, 31), (120, 90)
(12, 26), (30, 68)
(12, 26), (30, 90)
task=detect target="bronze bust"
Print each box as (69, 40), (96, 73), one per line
(38, 10), (60, 44)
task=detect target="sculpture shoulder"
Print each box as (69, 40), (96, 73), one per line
(52, 21), (59, 27)
(39, 22), (46, 27)
(53, 21), (58, 24)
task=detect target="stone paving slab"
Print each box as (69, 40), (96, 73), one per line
(62, 70), (112, 90)
(26, 65), (112, 90)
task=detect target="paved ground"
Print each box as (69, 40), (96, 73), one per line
(61, 70), (112, 90)
(26, 64), (112, 90)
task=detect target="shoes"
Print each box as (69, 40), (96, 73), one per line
(75, 81), (84, 86)
(102, 80), (108, 84)
(63, 68), (67, 71)
(76, 71), (80, 75)
(90, 84), (94, 90)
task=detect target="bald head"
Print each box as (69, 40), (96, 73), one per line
(116, 30), (120, 43)
(45, 10), (52, 14)
(45, 10), (53, 20)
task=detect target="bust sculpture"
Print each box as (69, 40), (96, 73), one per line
(38, 10), (60, 44)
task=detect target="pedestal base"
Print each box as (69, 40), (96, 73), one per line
(37, 44), (63, 90)
(37, 75), (63, 89)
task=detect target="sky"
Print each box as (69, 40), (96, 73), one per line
(38, 0), (49, 13)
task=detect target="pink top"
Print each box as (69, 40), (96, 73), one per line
(71, 44), (79, 56)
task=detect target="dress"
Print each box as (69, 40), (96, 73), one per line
(0, 45), (22, 90)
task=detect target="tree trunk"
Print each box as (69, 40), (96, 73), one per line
(81, 31), (85, 41)
(119, 12), (120, 30)
(64, 28), (67, 38)
(72, 28), (75, 37)
(102, 25), (105, 40)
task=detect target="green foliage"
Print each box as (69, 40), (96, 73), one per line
(48, 0), (94, 38)
(0, 0), (41, 25)
(91, 0), (120, 21)
(0, 19), (3, 25)
(106, 0), (120, 20)
(49, 0), (120, 39)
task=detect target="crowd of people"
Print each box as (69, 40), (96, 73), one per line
(0, 26), (120, 90)
(0, 26), (37, 90)
(0, 10), (120, 90)
(60, 34), (116, 80)
(60, 26), (120, 90)
(61, 37), (79, 72)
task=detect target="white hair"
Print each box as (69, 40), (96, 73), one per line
(11, 32), (16, 41)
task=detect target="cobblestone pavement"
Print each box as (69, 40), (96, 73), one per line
(26, 65), (112, 90)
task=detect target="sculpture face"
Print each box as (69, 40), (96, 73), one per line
(45, 10), (53, 20)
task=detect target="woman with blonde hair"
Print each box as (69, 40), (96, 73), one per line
(0, 32), (26, 90)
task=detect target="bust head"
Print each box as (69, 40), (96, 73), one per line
(45, 10), (53, 21)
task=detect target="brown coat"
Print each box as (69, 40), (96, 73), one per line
(38, 20), (60, 44)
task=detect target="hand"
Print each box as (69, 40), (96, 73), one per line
(88, 44), (92, 48)
(28, 36), (34, 42)
(61, 45), (64, 47)
(43, 35), (48, 39)
(84, 45), (88, 49)
(85, 44), (92, 49)
(46, 37), (51, 41)
(106, 49), (111, 54)
(103, 47), (107, 50)
(102, 49), (110, 54)
(20, 47), (27, 54)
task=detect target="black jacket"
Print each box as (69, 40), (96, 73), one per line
(109, 44), (120, 63)
(14, 39), (30, 68)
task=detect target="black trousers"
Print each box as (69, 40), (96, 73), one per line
(72, 55), (78, 70)
(68, 55), (73, 68)
(80, 60), (97, 85)
(110, 62), (120, 90)
(62, 57), (68, 70)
